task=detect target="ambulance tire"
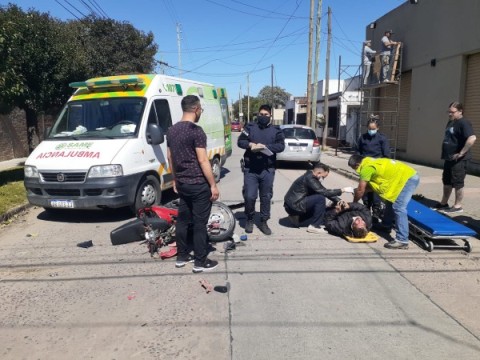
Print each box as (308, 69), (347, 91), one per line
(212, 157), (221, 183)
(132, 175), (160, 214)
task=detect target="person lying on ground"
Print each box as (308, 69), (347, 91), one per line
(324, 201), (372, 239)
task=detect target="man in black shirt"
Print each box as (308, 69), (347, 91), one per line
(433, 102), (476, 214)
(167, 95), (220, 273)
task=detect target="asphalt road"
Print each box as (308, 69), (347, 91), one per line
(0, 132), (479, 359)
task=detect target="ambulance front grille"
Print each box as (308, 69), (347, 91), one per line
(40, 172), (87, 183)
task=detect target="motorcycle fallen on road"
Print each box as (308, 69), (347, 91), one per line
(110, 200), (236, 258)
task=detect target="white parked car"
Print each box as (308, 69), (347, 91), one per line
(276, 124), (321, 163)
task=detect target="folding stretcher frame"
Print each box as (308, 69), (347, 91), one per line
(407, 200), (476, 252)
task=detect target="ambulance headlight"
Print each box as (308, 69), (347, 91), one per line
(88, 165), (123, 178)
(24, 166), (39, 178)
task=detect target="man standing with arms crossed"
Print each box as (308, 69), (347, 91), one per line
(433, 101), (476, 214)
(167, 95), (220, 273)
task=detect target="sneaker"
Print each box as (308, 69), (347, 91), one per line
(288, 215), (300, 228)
(384, 241), (409, 250)
(258, 220), (272, 235)
(442, 206), (463, 214)
(175, 254), (194, 268)
(306, 224), (327, 234)
(431, 202), (449, 210)
(245, 219), (254, 233)
(192, 259), (219, 273)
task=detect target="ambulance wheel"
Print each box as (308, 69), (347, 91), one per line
(212, 157), (221, 183)
(133, 175), (160, 214)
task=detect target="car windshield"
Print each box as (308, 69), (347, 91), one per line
(48, 97), (145, 139)
(282, 128), (316, 140)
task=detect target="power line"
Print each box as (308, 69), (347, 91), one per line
(63, 0), (88, 18)
(250, 0), (304, 72)
(227, 0), (309, 19)
(204, 0), (306, 20)
(88, 0), (109, 18)
(54, 0), (82, 20)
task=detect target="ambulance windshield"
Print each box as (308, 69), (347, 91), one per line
(48, 98), (146, 139)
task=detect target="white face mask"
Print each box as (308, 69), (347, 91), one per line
(368, 129), (377, 136)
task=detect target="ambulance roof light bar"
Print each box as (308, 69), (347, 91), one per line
(69, 77), (145, 89)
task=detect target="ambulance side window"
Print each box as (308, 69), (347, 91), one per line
(148, 99), (173, 132)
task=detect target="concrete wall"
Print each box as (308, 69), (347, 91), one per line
(366, 0), (480, 169)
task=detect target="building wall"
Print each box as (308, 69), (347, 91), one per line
(366, 0), (480, 172)
(0, 109), (56, 161)
(0, 109), (28, 161)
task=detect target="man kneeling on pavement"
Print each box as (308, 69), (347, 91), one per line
(283, 162), (355, 234)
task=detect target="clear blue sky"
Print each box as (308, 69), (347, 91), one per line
(6, 0), (405, 101)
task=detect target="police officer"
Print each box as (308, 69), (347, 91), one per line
(238, 104), (285, 235)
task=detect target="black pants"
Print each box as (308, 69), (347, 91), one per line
(362, 192), (384, 218)
(176, 182), (212, 266)
(243, 168), (275, 221)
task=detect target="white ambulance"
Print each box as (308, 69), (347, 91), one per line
(24, 74), (229, 213)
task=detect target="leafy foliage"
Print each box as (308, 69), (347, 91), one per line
(0, 5), (158, 152)
(258, 86), (291, 107)
(232, 86), (291, 122)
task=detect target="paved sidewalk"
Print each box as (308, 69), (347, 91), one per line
(0, 157), (27, 171)
(323, 149), (480, 233)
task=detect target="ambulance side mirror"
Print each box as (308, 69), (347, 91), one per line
(146, 123), (165, 145)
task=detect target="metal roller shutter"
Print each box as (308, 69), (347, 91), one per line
(464, 53), (480, 164)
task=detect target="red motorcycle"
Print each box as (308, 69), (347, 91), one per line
(110, 200), (236, 258)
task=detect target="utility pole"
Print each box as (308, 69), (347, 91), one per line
(247, 73), (250, 123)
(176, 23), (182, 76)
(311, 0), (323, 130)
(271, 64), (274, 111)
(306, 0), (315, 127)
(239, 85), (243, 123)
(321, 7), (332, 151)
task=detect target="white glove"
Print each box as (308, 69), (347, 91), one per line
(342, 186), (355, 194)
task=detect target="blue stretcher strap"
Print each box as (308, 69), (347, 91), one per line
(407, 200), (476, 237)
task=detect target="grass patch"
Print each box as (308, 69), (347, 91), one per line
(0, 167), (27, 216)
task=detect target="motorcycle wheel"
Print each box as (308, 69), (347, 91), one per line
(208, 201), (236, 242)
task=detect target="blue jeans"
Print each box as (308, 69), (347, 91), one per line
(383, 174), (420, 243)
(298, 194), (326, 227)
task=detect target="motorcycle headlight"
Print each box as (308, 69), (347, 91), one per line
(88, 165), (123, 178)
(24, 166), (39, 178)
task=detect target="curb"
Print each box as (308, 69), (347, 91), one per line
(0, 203), (31, 223)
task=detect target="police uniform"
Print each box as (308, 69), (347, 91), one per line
(237, 121), (285, 225)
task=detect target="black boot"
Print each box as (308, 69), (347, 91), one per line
(245, 218), (254, 233)
(258, 220), (272, 235)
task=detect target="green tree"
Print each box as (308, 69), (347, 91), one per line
(0, 6), (158, 153)
(0, 4), (67, 152)
(68, 16), (157, 76)
(232, 96), (261, 123)
(258, 86), (291, 108)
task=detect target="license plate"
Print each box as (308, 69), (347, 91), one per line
(50, 200), (75, 208)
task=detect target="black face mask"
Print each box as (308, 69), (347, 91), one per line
(257, 116), (271, 128)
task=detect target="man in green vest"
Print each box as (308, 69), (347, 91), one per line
(348, 155), (420, 249)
